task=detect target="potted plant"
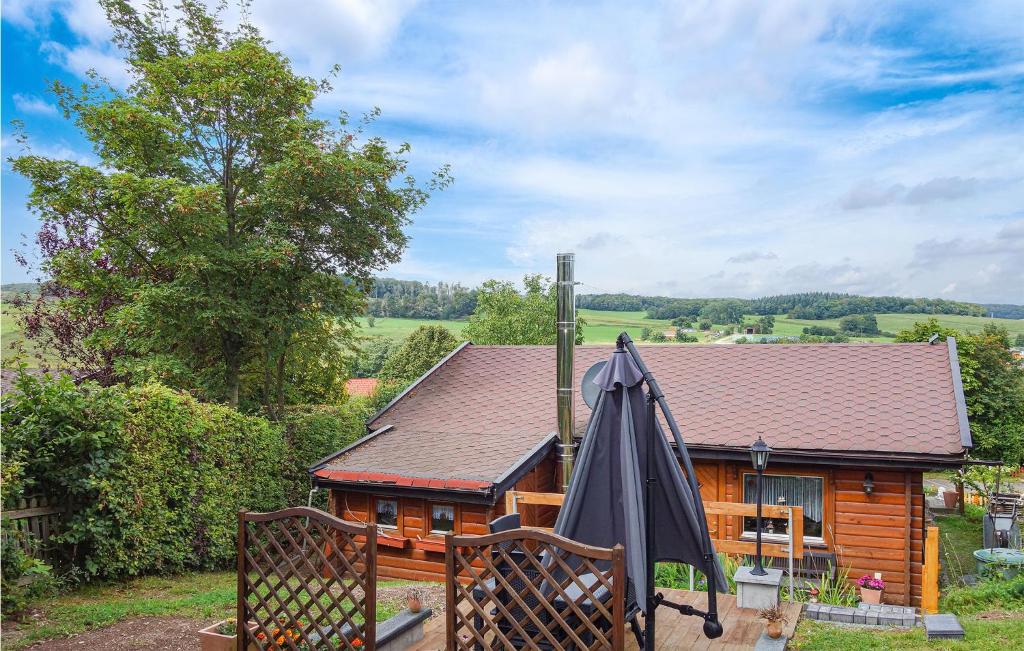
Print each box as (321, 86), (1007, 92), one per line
(407, 587), (424, 613)
(757, 604), (788, 639)
(806, 585), (820, 603)
(857, 575), (884, 604)
(198, 618), (258, 651)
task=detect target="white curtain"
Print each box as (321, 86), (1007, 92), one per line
(743, 474), (823, 524)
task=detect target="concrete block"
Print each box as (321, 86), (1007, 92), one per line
(879, 614), (903, 626)
(854, 611), (866, 624)
(902, 616), (916, 628)
(923, 614), (965, 640)
(832, 608), (854, 624)
(377, 608), (432, 651)
(866, 613), (879, 625)
(734, 566), (783, 610)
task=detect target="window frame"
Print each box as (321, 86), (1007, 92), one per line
(428, 502), (458, 536)
(740, 471), (827, 546)
(373, 497), (400, 532)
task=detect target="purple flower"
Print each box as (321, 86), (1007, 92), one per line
(857, 575), (884, 590)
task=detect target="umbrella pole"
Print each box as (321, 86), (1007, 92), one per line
(644, 391), (657, 649)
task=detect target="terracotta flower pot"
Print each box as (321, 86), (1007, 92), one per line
(942, 490), (959, 509)
(860, 587), (882, 605)
(766, 620), (784, 639)
(408, 596), (422, 613)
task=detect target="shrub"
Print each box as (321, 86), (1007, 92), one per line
(379, 325), (461, 385)
(281, 401), (374, 507)
(1, 530), (57, 617)
(3, 374), (286, 580)
(942, 573), (1024, 615)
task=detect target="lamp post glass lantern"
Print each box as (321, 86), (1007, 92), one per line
(750, 436), (771, 576)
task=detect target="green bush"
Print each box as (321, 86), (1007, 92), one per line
(281, 401), (373, 507)
(942, 573), (1024, 615)
(3, 374), (286, 580)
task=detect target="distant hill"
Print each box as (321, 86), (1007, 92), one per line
(982, 304), (1024, 320)
(577, 291), (1021, 321)
(1, 282), (41, 298)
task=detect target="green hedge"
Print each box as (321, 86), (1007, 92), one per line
(3, 375), (287, 579)
(280, 401), (373, 507)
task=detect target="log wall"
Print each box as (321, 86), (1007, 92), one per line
(328, 453), (559, 582)
(330, 457), (926, 606)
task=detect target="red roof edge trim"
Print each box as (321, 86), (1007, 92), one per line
(312, 468), (490, 491)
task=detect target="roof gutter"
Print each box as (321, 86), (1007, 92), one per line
(681, 444), (973, 469)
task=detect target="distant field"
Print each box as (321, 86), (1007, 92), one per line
(4, 307), (1020, 370)
(356, 316), (470, 340)
(771, 312), (1024, 341)
(1, 304), (59, 367)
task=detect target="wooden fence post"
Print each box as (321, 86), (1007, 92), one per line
(922, 525), (940, 614)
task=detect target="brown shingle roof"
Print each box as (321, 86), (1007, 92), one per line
(317, 342), (968, 487)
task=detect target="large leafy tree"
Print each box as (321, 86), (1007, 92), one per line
(464, 275), (586, 345)
(897, 320), (1024, 463)
(11, 1), (448, 413)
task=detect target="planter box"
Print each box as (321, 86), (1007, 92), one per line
(198, 621), (258, 651)
(942, 491), (959, 509)
(377, 535), (410, 549)
(413, 538), (446, 553)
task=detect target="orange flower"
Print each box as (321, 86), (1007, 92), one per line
(353, 638), (364, 647)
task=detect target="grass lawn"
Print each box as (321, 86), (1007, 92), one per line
(792, 616), (1024, 650)
(934, 504), (985, 583)
(2, 571), (404, 650)
(791, 508), (1024, 650)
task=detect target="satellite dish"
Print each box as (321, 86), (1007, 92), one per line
(581, 360), (607, 408)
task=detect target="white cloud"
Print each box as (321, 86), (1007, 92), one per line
(12, 93), (57, 116)
(4, 0), (1024, 301)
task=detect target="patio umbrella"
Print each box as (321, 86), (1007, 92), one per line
(553, 333), (725, 644)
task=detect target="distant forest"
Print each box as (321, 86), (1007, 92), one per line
(366, 278), (478, 320)
(4, 281), (1020, 321)
(578, 292), (1000, 320)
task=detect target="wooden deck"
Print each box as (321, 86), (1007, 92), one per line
(411, 589), (802, 650)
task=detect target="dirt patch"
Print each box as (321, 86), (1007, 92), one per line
(374, 582), (446, 618)
(22, 616), (212, 650)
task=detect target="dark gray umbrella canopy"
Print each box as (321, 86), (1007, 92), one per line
(553, 346), (727, 612)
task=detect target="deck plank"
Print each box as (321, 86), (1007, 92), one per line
(411, 588), (798, 650)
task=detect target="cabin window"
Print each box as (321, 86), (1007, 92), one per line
(431, 504), (456, 534)
(375, 498), (399, 529)
(742, 474), (824, 543)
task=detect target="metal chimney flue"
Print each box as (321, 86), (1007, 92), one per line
(556, 252), (576, 492)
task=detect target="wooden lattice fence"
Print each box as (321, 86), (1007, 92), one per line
(445, 528), (626, 651)
(1, 495), (65, 561)
(236, 507), (377, 651)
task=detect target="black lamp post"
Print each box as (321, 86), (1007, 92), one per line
(750, 436), (772, 576)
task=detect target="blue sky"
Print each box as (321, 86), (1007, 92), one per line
(2, 0), (1023, 303)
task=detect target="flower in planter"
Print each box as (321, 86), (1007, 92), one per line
(857, 575), (884, 591)
(216, 618), (237, 636)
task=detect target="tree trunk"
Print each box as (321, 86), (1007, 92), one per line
(221, 331), (243, 409)
(274, 345), (288, 419)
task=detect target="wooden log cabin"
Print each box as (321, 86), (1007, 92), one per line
(311, 340), (971, 607)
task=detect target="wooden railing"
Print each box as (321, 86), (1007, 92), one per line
(505, 490), (805, 560)
(237, 507), (377, 651)
(1, 495), (65, 561)
(445, 528), (626, 650)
